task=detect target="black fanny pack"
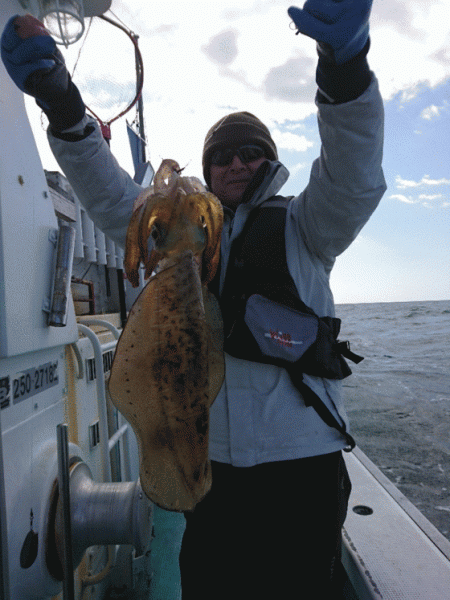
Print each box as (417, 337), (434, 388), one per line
(224, 293), (362, 380)
(223, 292), (362, 452)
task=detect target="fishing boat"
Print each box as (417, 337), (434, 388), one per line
(1, 1), (449, 598)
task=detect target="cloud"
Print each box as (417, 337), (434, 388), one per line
(419, 194), (444, 201)
(77, 78), (136, 121)
(216, 66), (260, 93)
(389, 194), (416, 204)
(391, 180), (449, 208)
(271, 129), (314, 152)
(390, 193), (447, 209)
(397, 83), (431, 103)
(222, 0), (284, 21)
(264, 56), (316, 102)
(202, 29), (239, 66)
(201, 29), (266, 94)
(148, 23), (178, 36)
(418, 175), (450, 186)
(369, 1), (450, 100)
(395, 176), (418, 189)
(430, 40), (450, 67)
(284, 122), (307, 132)
(371, 0), (422, 40)
(395, 174), (450, 189)
(421, 103), (447, 120)
(288, 162), (308, 177)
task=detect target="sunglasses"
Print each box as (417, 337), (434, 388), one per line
(210, 144), (266, 167)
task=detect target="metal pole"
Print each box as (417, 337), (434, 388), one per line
(134, 33), (146, 164)
(0, 409), (10, 600)
(56, 424), (75, 600)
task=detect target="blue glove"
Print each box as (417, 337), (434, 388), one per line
(1, 14), (85, 131)
(288, 0), (372, 64)
(1, 15), (63, 94)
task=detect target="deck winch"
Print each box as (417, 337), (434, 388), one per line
(10, 438), (152, 599)
(48, 458), (152, 580)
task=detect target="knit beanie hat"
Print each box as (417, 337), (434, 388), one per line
(202, 111), (278, 188)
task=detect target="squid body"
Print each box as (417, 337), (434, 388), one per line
(109, 160), (224, 511)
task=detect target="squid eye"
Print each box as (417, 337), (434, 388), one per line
(150, 223), (161, 241)
(200, 215), (207, 229)
(150, 223), (165, 249)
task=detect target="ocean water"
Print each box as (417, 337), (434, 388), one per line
(335, 299), (450, 542)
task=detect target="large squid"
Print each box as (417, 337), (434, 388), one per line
(109, 160), (224, 511)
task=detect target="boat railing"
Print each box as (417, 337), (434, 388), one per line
(77, 319), (132, 483)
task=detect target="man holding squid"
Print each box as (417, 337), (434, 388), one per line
(2, 1), (385, 597)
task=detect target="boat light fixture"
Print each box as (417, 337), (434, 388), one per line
(38, 0), (85, 46)
(18, 0), (112, 46)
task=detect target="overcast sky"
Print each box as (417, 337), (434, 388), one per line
(26, 0), (450, 304)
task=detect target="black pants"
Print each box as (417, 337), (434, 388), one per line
(179, 452), (351, 599)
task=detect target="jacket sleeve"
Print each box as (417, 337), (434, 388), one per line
(47, 117), (143, 249)
(290, 73), (387, 272)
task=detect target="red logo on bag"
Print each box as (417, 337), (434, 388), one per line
(269, 329), (293, 348)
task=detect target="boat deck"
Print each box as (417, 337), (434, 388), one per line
(342, 447), (450, 599)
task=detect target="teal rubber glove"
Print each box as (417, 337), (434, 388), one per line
(288, 0), (372, 64)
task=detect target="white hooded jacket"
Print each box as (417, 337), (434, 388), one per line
(48, 74), (386, 467)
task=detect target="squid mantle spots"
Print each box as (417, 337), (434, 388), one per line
(108, 158), (224, 511)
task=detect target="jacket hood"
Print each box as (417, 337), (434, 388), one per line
(224, 159), (290, 234)
(241, 159), (290, 208)
(218, 160), (290, 293)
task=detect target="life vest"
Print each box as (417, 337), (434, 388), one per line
(209, 196), (361, 450)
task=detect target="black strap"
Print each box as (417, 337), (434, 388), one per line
(338, 341), (364, 364)
(287, 367), (356, 452)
